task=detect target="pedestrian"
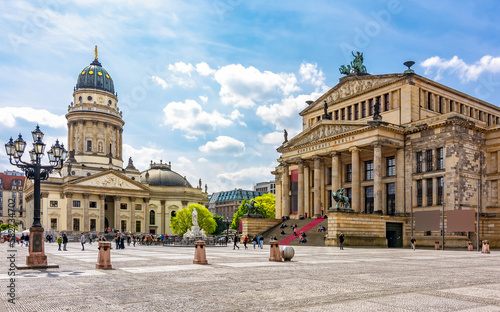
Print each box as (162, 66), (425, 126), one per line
(25, 234), (29, 247)
(243, 235), (248, 249)
(80, 233), (86, 251)
(259, 235), (264, 249)
(252, 235), (257, 249)
(115, 236), (120, 249)
(20, 233), (25, 246)
(233, 234), (240, 250)
(88, 234), (93, 245)
(410, 237), (416, 251)
(339, 232), (344, 250)
(120, 235), (125, 249)
(57, 235), (62, 251)
(62, 233), (68, 251)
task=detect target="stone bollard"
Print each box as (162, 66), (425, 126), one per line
(434, 241), (440, 250)
(269, 241), (282, 262)
(193, 240), (208, 264)
(481, 240), (490, 254)
(96, 242), (112, 269)
(467, 241), (474, 251)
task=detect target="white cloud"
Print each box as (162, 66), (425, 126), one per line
(162, 99), (233, 136)
(199, 95), (208, 103)
(261, 131), (284, 146)
(199, 136), (245, 156)
(168, 61), (195, 75)
(0, 107), (66, 128)
(299, 63), (325, 89)
(197, 157), (208, 163)
(216, 165), (275, 184)
(214, 64), (300, 108)
(151, 76), (169, 89)
(122, 144), (165, 171)
(421, 55), (500, 82)
(196, 62), (215, 76)
(230, 109), (243, 120)
(176, 156), (192, 167)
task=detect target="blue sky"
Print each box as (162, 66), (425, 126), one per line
(1, 0), (500, 193)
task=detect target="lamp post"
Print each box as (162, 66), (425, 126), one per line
(5, 125), (67, 267)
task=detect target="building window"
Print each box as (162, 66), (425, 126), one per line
(427, 92), (432, 110)
(150, 210), (155, 225)
(121, 220), (127, 232)
(345, 164), (352, 182)
(365, 161), (374, 181)
(354, 104), (359, 120)
(89, 201), (97, 208)
(335, 110), (339, 120)
(348, 106), (352, 120)
(427, 178), (433, 206)
(416, 180), (423, 207)
(365, 186), (374, 214)
(171, 211), (177, 217)
(362, 101), (366, 118)
(90, 219), (96, 231)
(345, 188), (352, 205)
(135, 204), (142, 211)
(450, 101), (453, 112)
(341, 108), (345, 120)
(386, 156), (395, 177)
(327, 167), (332, 185)
(136, 221), (141, 233)
(436, 147), (444, 170)
(386, 183), (395, 215)
(438, 96), (442, 113)
(73, 218), (80, 231)
(369, 99), (374, 115)
(384, 93), (390, 111)
(50, 200), (58, 207)
(87, 140), (92, 152)
(73, 200), (81, 208)
(51, 218), (57, 230)
(437, 177), (444, 205)
(12, 193), (16, 198)
(416, 151), (423, 173)
(120, 203), (127, 210)
(426, 150), (433, 172)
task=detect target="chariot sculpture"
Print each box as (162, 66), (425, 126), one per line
(332, 188), (351, 209)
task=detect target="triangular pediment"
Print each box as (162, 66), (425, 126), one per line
(301, 74), (403, 115)
(278, 121), (366, 152)
(66, 171), (149, 191)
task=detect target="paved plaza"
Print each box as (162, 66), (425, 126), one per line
(1, 242), (500, 311)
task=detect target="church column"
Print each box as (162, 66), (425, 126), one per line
(130, 197), (136, 233)
(373, 144), (383, 214)
(78, 121), (84, 154)
(304, 163), (310, 217)
(396, 148), (405, 214)
(99, 195), (106, 232)
(331, 152), (341, 192)
(92, 120), (98, 153)
(65, 193), (73, 231)
(105, 122), (111, 156)
(67, 121), (74, 152)
(274, 178), (282, 219)
(144, 198), (150, 233)
(320, 159), (325, 214)
(350, 147), (361, 212)
(160, 200), (166, 234)
(282, 163), (290, 217)
(119, 128), (123, 159)
(114, 196), (121, 230)
(313, 156), (322, 217)
(297, 160), (304, 217)
(83, 193), (90, 231)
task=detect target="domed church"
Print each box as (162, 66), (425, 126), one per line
(23, 48), (208, 235)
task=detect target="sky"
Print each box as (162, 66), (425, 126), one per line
(1, 0), (500, 193)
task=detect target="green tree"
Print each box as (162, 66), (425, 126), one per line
(212, 214), (226, 235)
(170, 204), (216, 235)
(231, 193), (276, 229)
(0, 224), (17, 231)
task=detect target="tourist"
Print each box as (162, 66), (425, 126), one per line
(81, 233), (86, 251)
(127, 235), (131, 246)
(115, 236), (120, 249)
(25, 234), (29, 247)
(252, 235), (257, 248)
(62, 233), (68, 251)
(324, 232), (328, 240)
(57, 235), (62, 251)
(280, 229), (285, 235)
(339, 232), (344, 250)
(20, 233), (25, 246)
(88, 234), (93, 245)
(233, 234), (240, 250)
(120, 235), (125, 249)
(411, 237), (416, 251)
(258, 235), (264, 249)
(243, 235), (248, 249)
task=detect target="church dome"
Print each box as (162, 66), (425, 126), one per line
(141, 162), (192, 187)
(76, 58), (115, 94)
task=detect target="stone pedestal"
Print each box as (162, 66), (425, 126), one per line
(96, 242), (112, 269)
(269, 241), (282, 262)
(17, 227), (58, 270)
(193, 240), (208, 264)
(482, 240), (490, 254)
(467, 241), (474, 251)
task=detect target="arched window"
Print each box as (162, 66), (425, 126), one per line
(150, 210), (155, 225)
(171, 211), (176, 217)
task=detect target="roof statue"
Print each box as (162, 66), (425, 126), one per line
(323, 100), (331, 120)
(284, 129), (288, 143)
(339, 51), (367, 75)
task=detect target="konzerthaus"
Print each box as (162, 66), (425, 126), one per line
(274, 60), (500, 248)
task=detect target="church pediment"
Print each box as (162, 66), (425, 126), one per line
(66, 171), (148, 191)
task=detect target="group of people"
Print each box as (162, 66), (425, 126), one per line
(233, 234), (267, 249)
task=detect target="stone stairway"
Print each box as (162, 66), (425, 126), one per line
(262, 218), (328, 246)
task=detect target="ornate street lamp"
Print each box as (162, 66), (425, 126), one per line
(5, 125), (67, 268)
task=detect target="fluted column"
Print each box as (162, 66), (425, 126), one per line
(99, 194), (106, 232)
(331, 152), (341, 192)
(275, 179), (282, 219)
(68, 122), (74, 152)
(92, 121), (98, 153)
(130, 197), (136, 233)
(350, 147), (361, 212)
(396, 148), (405, 214)
(65, 193), (73, 231)
(304, 163), (310, 217)
(374, 144), (383, 214)
(105, 123), (111, 156)
(297, 160), (304, 217)
(114, 196), (121, 230)
(161, 200), (166, 234)
(144, 198), (150, 233)
(282, 163), (290, 217)
(78, 121), (84, 153)
(313, 157), (321, 217)
(83, 193), (90, 231)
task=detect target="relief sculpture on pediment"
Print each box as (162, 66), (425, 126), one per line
(293, 124), (359, 147)
(91, 175), (129, 188)
(327, 79), (384, 103)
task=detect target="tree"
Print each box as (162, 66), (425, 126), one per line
(0, 224), (17, 231)
(170, 204), (217, 235)
(231, 193), (276, 229)
(212, 214), (227, 235)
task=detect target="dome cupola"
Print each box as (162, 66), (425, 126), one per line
(75, 46), (115, 94)
(141, 161), (192, 187)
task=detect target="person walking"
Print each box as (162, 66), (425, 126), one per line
(252, 235), (257, 249)
(410, 237), (416, 251)
(88, 234), (93, 245)
(258, 234), (264, 249)
(243, 235), (248, 249)
(57, 235), (62, 251)
(115, 235), (120, 250)
(339, 232), (345, 250)
(80, 233), (86, 251)
(62, 233), (68, 251)
(233, 234), (240, 250)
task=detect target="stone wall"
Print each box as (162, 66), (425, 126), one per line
(240, 216), (281, 239)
